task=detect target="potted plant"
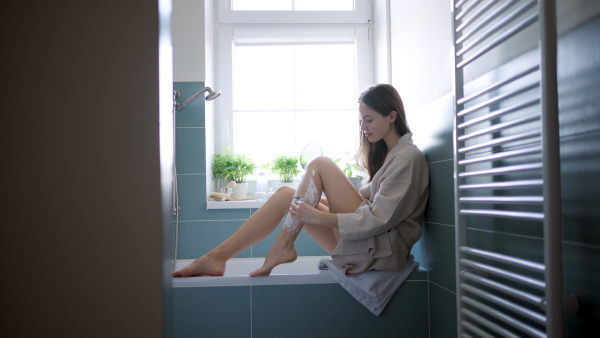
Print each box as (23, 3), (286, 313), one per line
(211, 147), (256, 199)
(270, 154), (301, 186)
(334, 152), (365, 191)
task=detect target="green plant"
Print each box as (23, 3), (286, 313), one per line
(271, 154), (301, 183)
(211, 147), (256, 183)
(333, 151), (364, 178)
(342, 162), (363, 178)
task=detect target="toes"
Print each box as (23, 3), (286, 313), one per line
(173, 268), (193, 278)
(249, 268), (270, 277)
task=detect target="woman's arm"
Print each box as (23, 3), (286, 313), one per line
(289, 201), (339, 228)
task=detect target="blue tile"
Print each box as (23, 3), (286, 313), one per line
(174, 82), (206, 128)
(408, 268), (429, 281)
(409, 93), (455, 164)
(176, 174), (250, 221)
(425, 159), (455, 226)
(557, 15), (600, 138)
(560, 130), (600, 246)
(429, 283), (457, 338)
(202, 207), (253, 221)
(175, 127), (206, 174)
(563, 241), (600, 336)
(252, 282), (429, 338)
(172, 286), (251, 338)
(465, 227), (544, 270)
(420, 222), (456, 292)
(176, 220), (251, 259)
(174, 174), (205, 221)
(412, 233), (426, 264)
(170, 220), (177, 259)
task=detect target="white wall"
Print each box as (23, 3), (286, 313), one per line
(373, 0), (391, 84)
(173, 0), (206, 81)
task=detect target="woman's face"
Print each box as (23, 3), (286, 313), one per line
(359, 102), (397, 144)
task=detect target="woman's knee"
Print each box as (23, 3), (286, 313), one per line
(274, 185), (296, 198)
(308, 156), (337, 170)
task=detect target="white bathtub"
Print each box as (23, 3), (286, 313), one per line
(171, 256), (336, 287)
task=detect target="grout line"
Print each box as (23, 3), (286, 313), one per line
(249, 285), (253, 338)
(559, 128), (600, 141)
(429, 280), (457, 294)
(465, 226), (545, 242)
(427, 158), (454, 165)
(425, 221), (455, 227)
(563, 240), (600, 250)
(427, 279), (431, 338)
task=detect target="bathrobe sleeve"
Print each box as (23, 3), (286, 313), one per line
(336, 149), (421, 242)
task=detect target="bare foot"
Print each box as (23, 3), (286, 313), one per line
(249, 242), (297, 277)
(172, 254), (226, 277)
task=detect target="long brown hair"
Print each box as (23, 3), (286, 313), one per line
(356, 84), (410, 182)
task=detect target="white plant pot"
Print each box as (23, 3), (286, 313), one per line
(231, 183), (248, 199)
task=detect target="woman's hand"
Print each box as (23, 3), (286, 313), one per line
(289, 201), (321, 225)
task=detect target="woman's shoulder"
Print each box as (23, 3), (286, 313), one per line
(391, 141), (427, 164)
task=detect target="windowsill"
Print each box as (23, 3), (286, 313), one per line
(208, 178), (299, 210)
(207, 199), (267, 209)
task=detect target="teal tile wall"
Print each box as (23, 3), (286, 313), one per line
(173, 272), (429, 338)
(556, 16), (600, 336)
(252, 282), (429, 338)
(177, 220), (251, 259)
(425, 160), (456, 226)
(409, 87), (458, 338)
(172, 286), (251, 338)
(406, 11), (600, 338)
(429, 283), (458, 338)
(173, 81), (328, 259)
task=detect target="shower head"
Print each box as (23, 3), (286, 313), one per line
(175, 86), (221, 111)
(205, 89), (221, 101)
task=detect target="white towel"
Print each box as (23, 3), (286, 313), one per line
(318, 255), (419, 316)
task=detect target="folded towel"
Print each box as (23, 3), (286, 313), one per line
(318, 255), (419, 316)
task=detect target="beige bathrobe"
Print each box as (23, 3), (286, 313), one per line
(333, 133), (429, 275)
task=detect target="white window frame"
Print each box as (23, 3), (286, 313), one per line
(218, 0), (371, 24)
(215, 27), (373, 155)
(214, 1), (374, 160)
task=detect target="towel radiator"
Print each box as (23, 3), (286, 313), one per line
(452, 0), (575, 336)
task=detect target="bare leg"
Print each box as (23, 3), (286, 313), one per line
(303, 201), (339, 254)
(249, 157), (363, 277)
(172, 186), (296, 277)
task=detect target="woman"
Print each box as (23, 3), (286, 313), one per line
(172, 84), (429, 278)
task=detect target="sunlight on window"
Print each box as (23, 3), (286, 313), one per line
(234, 46), (294, 111)
(294, 44), (356, 110)
(232, 43), (359, 167)
(232, 0), (354, 11)
(294, 0), (354, 11)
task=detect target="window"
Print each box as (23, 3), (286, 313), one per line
(231, 0), (354, 11)
(215, 0), (373, 174)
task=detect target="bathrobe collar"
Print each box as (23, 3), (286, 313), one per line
(386, 132), (414, 160)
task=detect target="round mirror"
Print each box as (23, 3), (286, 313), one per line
(300, 143), (322, 169)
